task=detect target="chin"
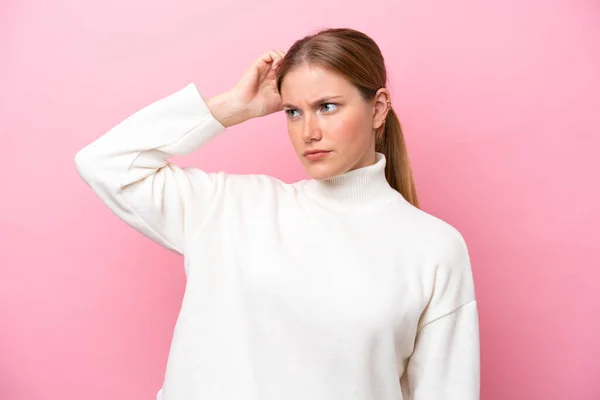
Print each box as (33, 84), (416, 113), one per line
(303, 161), (344, 180)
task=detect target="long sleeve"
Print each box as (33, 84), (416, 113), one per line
(402, 230), (480, 399)
(74, 83), (227, 255)
(403, 301), (480, 399)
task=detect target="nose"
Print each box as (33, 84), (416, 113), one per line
(301, 114), (322, 143)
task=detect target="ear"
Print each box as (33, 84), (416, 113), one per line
(372, 88), (391, 130)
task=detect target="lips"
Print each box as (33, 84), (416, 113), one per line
(303, 150), (332, 160)
(303, 150), (330, 156)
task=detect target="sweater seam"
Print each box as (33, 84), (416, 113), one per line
(417, 300), (477, 332)
(118, 114), (214, 255)
(118, 189), (182, 254)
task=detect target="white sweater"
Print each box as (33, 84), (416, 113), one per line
(75, 83), (480, 400)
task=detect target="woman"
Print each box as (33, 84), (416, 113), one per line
(75, 28), (480, 400)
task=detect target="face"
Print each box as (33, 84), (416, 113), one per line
(279, 64), (390, 180)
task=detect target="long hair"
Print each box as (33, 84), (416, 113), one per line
(276, 28), (419, 208)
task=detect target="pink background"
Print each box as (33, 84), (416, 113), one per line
(1, 0), (599, 399)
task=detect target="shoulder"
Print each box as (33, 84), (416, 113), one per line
(217, 171), (299, 199)
(394, 204), (477, 319)
(393, 201), (471, 268)
(224, 171), (294, 188)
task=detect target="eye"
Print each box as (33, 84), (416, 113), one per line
(284, 109), (300, 119)
(321, 103), (338, 113)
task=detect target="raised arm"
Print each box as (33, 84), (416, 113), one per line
(75, 83), (231, 254)
(74, 50), (287, 256)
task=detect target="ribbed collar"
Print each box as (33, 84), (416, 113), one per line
(303, 152), (400, 208)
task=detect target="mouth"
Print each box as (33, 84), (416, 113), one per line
(303, 150), (332, 160)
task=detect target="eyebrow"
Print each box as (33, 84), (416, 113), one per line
(282, 95), (343, 109)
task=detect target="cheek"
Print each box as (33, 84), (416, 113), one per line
(328, 115), (369, 142)
(287, 123), (304, 148)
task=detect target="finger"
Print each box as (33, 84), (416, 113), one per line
(251, 50), (274, 77)
(255, 50), (275, 68)
(273, 51), (285, 68)
(255, 50), (279, 74)
(269, 49), (282, 67)
(260, 49), (279, 63)
(273, 50), (288, 68)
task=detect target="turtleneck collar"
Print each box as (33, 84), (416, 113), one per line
(303, 152), (401, 208)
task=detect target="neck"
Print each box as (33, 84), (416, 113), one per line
(304, 152), (399, 208)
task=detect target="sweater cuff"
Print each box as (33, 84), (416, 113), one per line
(158, 82), (228, 155)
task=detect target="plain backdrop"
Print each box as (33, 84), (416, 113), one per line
(1, 0), (599, 399)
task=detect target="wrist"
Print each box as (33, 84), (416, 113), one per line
(207, 91), (254, 128)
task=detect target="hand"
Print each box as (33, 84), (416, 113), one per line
(207, 50), (286, 128)
(228, 49), (286, 119)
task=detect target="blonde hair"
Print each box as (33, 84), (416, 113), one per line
(277, 28), (419, 208)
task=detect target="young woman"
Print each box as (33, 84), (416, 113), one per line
(75, 28), (480, 400)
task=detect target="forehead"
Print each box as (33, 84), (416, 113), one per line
(280, 64), (355, 101)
